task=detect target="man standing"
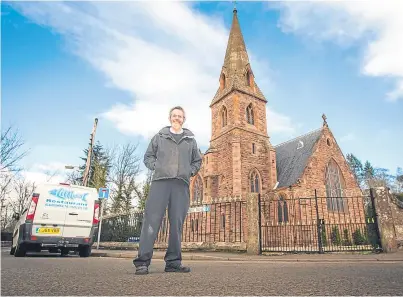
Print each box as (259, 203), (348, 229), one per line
(133, 106), (202, 275)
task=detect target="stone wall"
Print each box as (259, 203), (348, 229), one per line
(373, 187), (403, 252)
(390, 196), (403, 249)
(98, 241), (247, 252)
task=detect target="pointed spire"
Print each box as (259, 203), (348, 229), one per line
(211, 7), (266, 106)
(223, 7), (250, 76)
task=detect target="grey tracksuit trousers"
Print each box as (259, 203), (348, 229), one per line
(133, 178), (190, 268)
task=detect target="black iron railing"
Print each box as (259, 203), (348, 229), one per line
(101, 201), (246, 244)
(100, 212), (143, 242)
(259, 192), (381, 253)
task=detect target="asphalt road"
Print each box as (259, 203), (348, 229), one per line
(2, 249), (403, 296)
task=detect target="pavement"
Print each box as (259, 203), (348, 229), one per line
(2, 248), (403, 296)
(91, 248), (403, 262)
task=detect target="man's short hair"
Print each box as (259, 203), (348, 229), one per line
(169, 106), (186, 119)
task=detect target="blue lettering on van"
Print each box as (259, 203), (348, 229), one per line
(45, 198), (88, 210)
(48, 188), (88, 202)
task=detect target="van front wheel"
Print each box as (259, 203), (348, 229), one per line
(79, 246), (91, 257)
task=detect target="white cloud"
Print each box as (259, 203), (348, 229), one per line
(266, 106), (296, 135)
(11, 1), (297, 148)
(274, 0), (403, 102)
(35, 162), (68, 173)
(340, 132), (356, 143)
(21, 162), (68, 185)
(1, 162), (66, 187)
(22, 170), (66, 185)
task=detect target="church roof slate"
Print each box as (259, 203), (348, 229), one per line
(274, 128), (323, 189)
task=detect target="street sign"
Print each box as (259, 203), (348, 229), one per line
(188, 205), (210, 213)
(98, 188), (110, 199)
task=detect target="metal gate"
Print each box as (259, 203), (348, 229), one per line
(258, 190), (381, 253)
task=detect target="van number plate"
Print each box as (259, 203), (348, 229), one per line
(36, 227), (60, 234)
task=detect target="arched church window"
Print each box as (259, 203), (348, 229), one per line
(277, 194), (289, 223)
(221, 106), (228, 127)
(325, 159), (345, 212)
(192, 175), (203, 204)
(249, 170), (260, 193)
(246, 104), (254, 125)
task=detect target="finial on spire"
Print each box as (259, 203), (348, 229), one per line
(233, 0), (237, 12)
(322, 113), (328, 126)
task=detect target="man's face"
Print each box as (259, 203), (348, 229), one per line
(170, 109), (185, 129)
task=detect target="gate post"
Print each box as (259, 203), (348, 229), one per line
(369, 188), (382, 251)
(257, 193), (262, 255)
(371, 187), (398, 253)
(314, 189), (324, 254)
(246, 193), (260, 255)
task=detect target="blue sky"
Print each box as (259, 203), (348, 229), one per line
(2, 1), (402, 183)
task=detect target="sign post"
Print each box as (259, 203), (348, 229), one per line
(96, 188), (109, 250)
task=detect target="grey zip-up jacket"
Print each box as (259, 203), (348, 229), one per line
(144, 126), (202, 185)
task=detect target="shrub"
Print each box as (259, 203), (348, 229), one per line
(343, 229), (352, 246)
(331, 226), (341, 245)
(353, 229), (367, 245)
(321, 225), (328, 246)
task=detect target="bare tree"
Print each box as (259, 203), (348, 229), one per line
(1, 202), (14, 232)
(108, 143), (141, 214)
(43, 169), (61, 183)
(10, 177), (36, 215)
(134, 170), (153, 212)
(1, 173), (15, 231)
(1, 175), (36, 232)
(1, 173), (14, 205)
(1, 126), (29, 173)
(66, 169), (83, 186)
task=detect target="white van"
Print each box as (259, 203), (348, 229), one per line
(10, 182), (100, 257)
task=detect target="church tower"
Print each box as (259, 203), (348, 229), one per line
(204, 7), (277, 199)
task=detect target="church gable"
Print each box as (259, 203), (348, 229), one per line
(274, 128), (323, 189)
(298, 126), (362, 196)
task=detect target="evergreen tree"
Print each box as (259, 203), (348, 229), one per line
(346, 153), (364, 185)
(396, 167), (403, 188)
(363, 161), (375, 179)
(136, 170), (153, 212)
(78, 141), (111, 188)
(396, 167), (403, 197)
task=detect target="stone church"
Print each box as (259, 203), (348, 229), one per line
(189, 7), (362, 209)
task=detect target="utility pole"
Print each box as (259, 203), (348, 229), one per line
(82, 118), (98, 187)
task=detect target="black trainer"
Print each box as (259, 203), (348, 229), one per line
(135, 266), (149, 275)
(164, 264), (191, 273)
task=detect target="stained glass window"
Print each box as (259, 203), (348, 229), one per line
(250, 170), (260, 193)
(325, 159), (345, 212)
